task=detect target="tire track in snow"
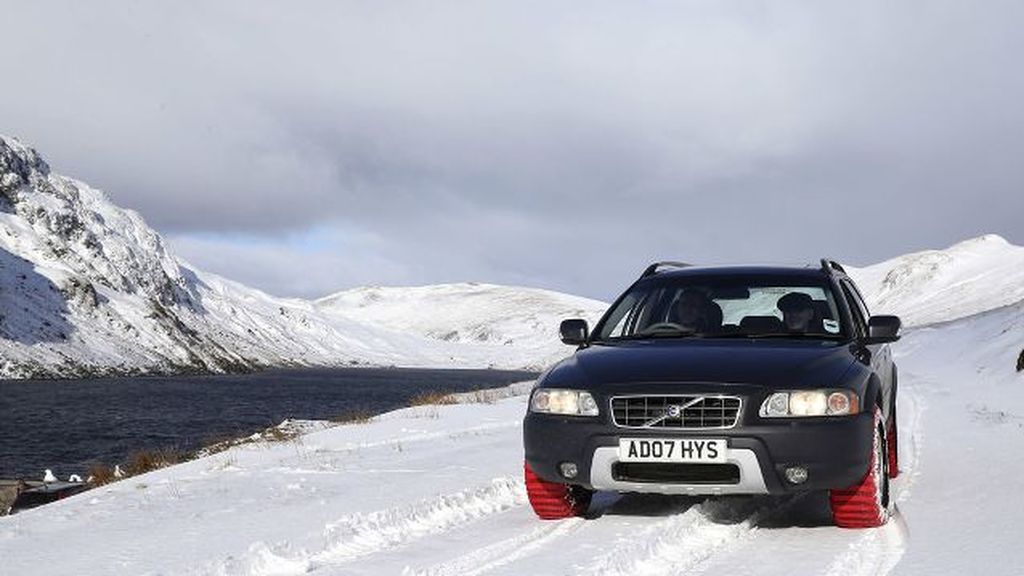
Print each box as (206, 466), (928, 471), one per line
(402, 517), (586, 576)
(819, 374), (925, 576)
(305, 476), (527, 570)
(821, 508), (910, 576)
(214, 477), (527, 576)
(577, 495), (797, 576)
(893, 374), (926, 504)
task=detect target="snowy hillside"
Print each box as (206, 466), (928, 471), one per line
(2, 299), (1021, 575)
(847, 234), (1024, 327)
(0, 136), (607, 377)
(316, 284), (605, 367)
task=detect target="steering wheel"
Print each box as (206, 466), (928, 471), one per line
(640, 322), (688, 334)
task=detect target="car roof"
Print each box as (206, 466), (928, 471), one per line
(643, 264), (840, 281)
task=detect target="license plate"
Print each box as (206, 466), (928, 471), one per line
(618, 438), (727, 463)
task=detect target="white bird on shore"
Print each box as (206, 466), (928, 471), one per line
(113, 465), (125, 479)
(43, 469), (57, 483)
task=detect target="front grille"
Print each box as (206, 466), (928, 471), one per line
(610, 395), (741, 429)
(612, 462), (741, 484)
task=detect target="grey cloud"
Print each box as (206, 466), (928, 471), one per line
(1, 1), (1022, 299)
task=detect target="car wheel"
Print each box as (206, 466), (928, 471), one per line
(887, 409), (900, 479)
(524, 461), (593, 520)
(829, 406), (890, 528)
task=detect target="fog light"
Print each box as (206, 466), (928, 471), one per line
(784, 466), (808, 484)
(559, 462), (578, 479)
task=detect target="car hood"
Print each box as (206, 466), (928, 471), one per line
(542, 339), (857, 391)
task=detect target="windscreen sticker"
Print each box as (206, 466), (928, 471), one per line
(823, 319), (840, 334)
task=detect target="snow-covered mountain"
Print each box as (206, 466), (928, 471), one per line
(847, 234), (1024, 327)
(315, 283), (603, 356)
(0, 135), (607, 378)
(2, 134), (1020, 380)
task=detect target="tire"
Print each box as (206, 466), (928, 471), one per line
(887, 410), (900, 479)
(889, 374), (900, 479)
(524, 461), (593, 520)
(829, 407), (891, 528)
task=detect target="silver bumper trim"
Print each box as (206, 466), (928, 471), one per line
(589, 446), (770, 495)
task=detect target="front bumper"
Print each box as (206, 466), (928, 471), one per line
(523, 411), (874, 494)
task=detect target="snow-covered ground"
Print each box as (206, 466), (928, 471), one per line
(1, 290), (1021, 574)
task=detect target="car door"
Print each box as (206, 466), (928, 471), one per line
(841, 280), (894, 415)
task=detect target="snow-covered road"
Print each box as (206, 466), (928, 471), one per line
(2, 302), (1022, 575)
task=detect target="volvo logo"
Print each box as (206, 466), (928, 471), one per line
(645, 397), (706, 427)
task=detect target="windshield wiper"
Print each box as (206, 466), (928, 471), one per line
(597, 330), (706, 342)
(643, 331), (706, 339)
(708, 332), (845, 340)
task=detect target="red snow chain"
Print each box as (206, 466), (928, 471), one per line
(887, 416), (900, 479)
(524, 461), (591, 520)
(829, 408), (889, 528)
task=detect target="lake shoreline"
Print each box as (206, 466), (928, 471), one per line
(0, 367), (539, 480)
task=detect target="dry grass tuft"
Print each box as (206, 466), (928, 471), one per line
(408, 390), (457, 407)
(199, 433), (245, 457)
(126, 448), (183, 476)
(330, 410), (376, 425)
(86, 463), (117, 486)
(201, 427), (296, 455)
(261, 425), (303, 443)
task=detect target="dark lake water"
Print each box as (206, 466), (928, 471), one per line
(0, 367), (537, 480)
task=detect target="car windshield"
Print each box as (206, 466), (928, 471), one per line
(593, 277), (846, 341)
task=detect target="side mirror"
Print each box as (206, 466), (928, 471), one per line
(864, 315), (901, 344)
(560, 319), (589, 346)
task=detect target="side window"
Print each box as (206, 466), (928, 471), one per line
(604, 293), (640, 337)
(840, 282), (868, 337)
(608, 288), (665, 337)
(847, 281), (872, 319)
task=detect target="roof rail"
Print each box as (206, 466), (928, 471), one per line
(819, 258), (846, 275)
(641, 261), (692, 278)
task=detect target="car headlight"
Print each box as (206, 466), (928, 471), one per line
(759, 390), (859, 417)
(530, 389), (599, 416)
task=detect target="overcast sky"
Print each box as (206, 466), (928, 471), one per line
(2, 1), (1022, 300)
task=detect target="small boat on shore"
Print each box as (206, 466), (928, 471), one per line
(1, 478), (89, 515)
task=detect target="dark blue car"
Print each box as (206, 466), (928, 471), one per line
(523, 260), (901, 528)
